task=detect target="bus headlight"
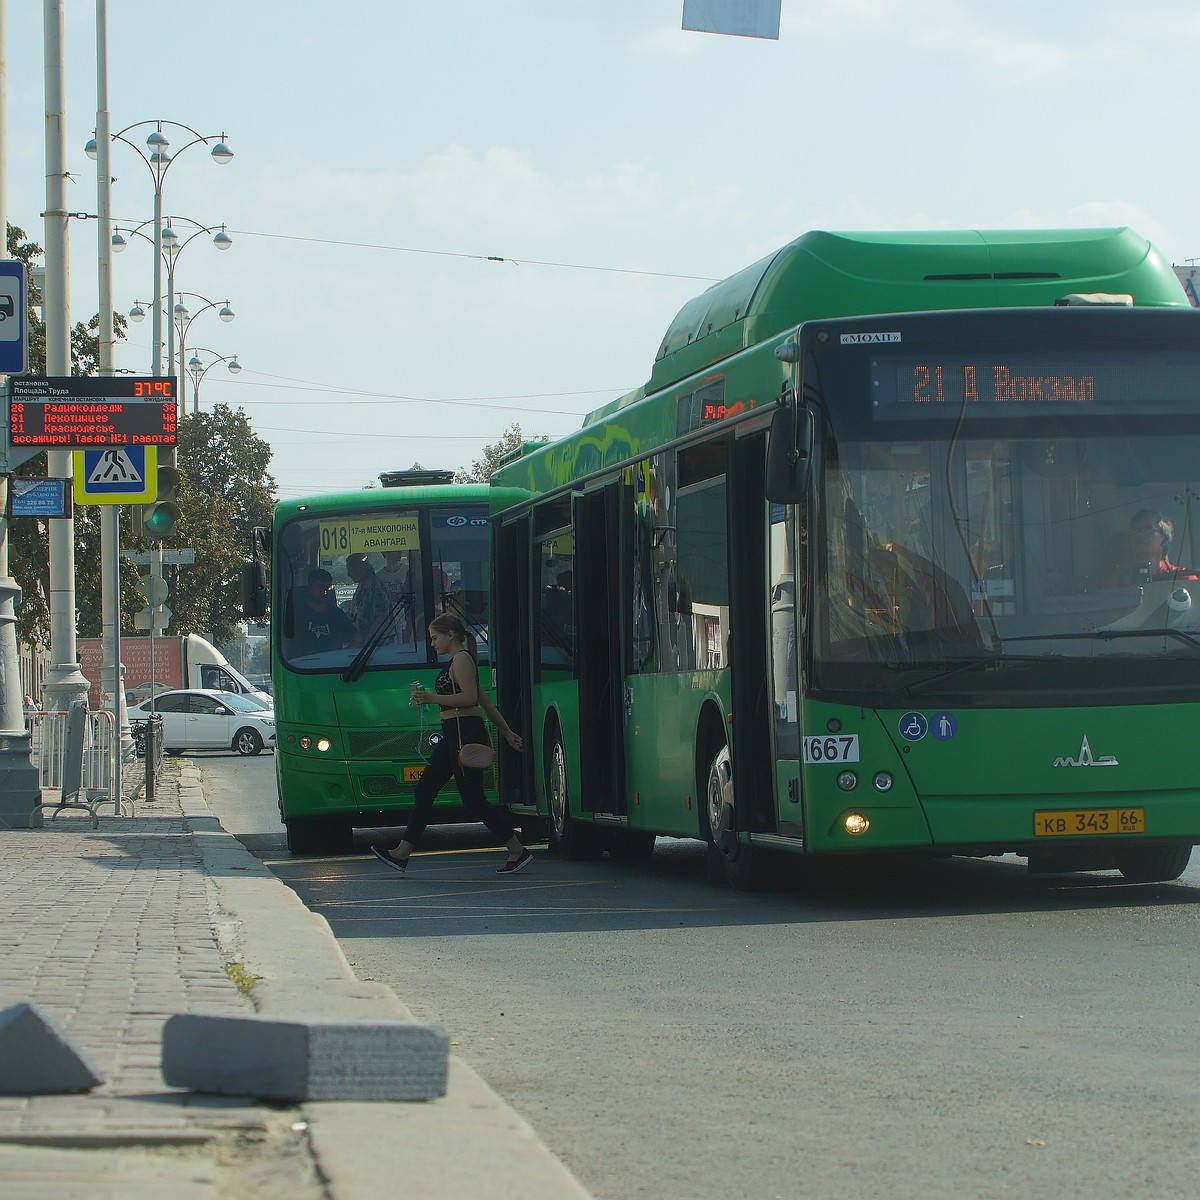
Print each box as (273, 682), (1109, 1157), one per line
(872, 772), (894, 793)
(316, 737), (331, 753)
(844, 812), (870, 836)
(836, 770), (858, 792)
(299, 736), (311, 750)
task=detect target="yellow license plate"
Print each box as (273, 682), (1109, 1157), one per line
(1033, 807), (1145, 837)
(402, 766), (424, 782)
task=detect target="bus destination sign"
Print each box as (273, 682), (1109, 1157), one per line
(8, 376), (178, 447)
(870, 349), (1200, 420)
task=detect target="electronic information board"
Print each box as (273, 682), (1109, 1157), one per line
(8, 376), (177, 447)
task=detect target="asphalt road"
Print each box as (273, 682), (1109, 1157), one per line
(197, 752), (1200, 1200)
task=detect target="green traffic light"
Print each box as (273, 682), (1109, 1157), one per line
(143, 462), (182, 539)
(143, 501), (181, 539)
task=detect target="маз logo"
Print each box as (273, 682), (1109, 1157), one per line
(1052, 735), (1119, 768)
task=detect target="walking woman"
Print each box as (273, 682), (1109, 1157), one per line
(372, 612), (532, 875)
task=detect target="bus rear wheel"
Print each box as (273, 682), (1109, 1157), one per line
(703, 743), (759, 891)
(545, 727), (600, 861)
(1114, 844), (1192, 883)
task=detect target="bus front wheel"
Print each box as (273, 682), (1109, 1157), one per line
(703, 743), (759, 891)
(1114, 844), (1192, 883)
(545, 728), (600, 861)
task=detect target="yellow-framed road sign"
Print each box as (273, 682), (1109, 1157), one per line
(73, 446), (158, 505)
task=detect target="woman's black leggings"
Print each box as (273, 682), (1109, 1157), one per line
(402, 715), (513, 847)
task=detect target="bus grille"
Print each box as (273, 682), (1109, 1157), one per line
(361, 775), (405, 797)
(347, 728), (428, 758)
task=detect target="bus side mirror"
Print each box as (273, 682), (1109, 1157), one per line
(765, 403), (813, 504)
(250, 525), (271, 562)
(241, 561), (268, 619)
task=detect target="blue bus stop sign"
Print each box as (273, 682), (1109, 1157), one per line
(0, 259), (28, 376)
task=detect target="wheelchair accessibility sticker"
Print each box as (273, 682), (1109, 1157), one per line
(898, 712), (928, 741)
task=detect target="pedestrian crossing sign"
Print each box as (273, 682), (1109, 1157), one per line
(73, 446), (158, 504)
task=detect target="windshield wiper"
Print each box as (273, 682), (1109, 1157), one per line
(437, 590), (489, 647)
(340, 593), (413, 683)
(902, 652), (1063, 694)
(1000, 628), (1200, 652)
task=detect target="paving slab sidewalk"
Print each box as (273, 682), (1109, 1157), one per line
(0, 760), (591, 1200)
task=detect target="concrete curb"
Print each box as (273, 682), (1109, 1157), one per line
(176, 764), (592, 1200)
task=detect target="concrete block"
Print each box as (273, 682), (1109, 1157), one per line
(0, 1002), (105, 1094)
(161, 1012), (449, 1101)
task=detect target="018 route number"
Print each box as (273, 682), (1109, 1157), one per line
(802, 735), (860, 764)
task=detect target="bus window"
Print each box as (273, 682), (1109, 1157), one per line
(769, 501), (799, 758)
(428, 507), (490, 658)
(672, 451), (724, 672)
(274, 506), (468, 676)
(630, 456), (661, 674)
(538, 532), (575, 671)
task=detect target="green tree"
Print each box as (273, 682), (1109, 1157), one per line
(4, 222), (275, 651)
(168, 404), (277, 645)
(6, 222), (130, 647)
(454, 424), (546, 483)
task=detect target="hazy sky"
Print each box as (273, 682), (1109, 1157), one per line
(5, 2), (1198, 501)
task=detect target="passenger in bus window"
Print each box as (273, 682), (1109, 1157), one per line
(378, 550), (410, 599)
(286, 568), (358, 656)
(371, 613), (531, 875)
(345, 553), (398, 642)
(1102, 511), (1199, 587)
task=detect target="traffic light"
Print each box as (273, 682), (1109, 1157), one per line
(142, 462), (181, 540)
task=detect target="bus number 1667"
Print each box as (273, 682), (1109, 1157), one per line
(802, 735), (860, 764)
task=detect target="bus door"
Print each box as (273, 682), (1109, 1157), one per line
(573, 483), (630, 819)
(727, 433), (777, 835)
(494, 514), (535, 814)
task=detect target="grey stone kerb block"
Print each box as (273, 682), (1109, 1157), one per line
(162, 1012), (449, 1102)
(0, 1002), (105, 1094)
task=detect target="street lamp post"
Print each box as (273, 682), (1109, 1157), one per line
(85, 120), (231, 719)
(86, 123), (232, 379)
(114, 216), (232, 404)
(187, 348), (243, 410)
(171, 291), (235, 415)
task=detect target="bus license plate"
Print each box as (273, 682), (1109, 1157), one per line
(1033, 807), (1145, 837)
(402, 766), (424, 782)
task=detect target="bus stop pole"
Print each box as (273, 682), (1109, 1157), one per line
(0, 0), (43, 829)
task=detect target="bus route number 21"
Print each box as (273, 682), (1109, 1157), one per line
(802, 735), (860, 764)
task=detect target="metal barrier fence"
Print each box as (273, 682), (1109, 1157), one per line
(131, 715), (164, 800)
(28, 708), (146, 813)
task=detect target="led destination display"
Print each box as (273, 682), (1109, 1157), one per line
(8, 376), (178, 447)
(870, 349), (1200, 419)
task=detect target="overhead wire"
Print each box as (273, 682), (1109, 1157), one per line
(105, 214), (722, 283)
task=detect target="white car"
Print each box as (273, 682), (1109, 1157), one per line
(129, 688), (276, 756)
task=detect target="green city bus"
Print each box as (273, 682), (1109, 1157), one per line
(265, 471), (527, 854)
(488, 227), (1200, 886)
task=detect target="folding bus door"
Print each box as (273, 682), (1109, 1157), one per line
(727, 433), (776, 835)
(573, 483), (629, 819)
(493, 514), (535, 814)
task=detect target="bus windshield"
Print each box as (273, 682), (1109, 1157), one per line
(276, 503), (491, 673)
(813, 431), (1200, 705)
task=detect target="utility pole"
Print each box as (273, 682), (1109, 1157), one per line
(95, 0), (127, 804)
(40, 0), (88, 715)
(0, 0), (44, 827)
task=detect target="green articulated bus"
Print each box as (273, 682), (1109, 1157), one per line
(263, 471), (528, 854)
(488, 227), (1200, 887)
